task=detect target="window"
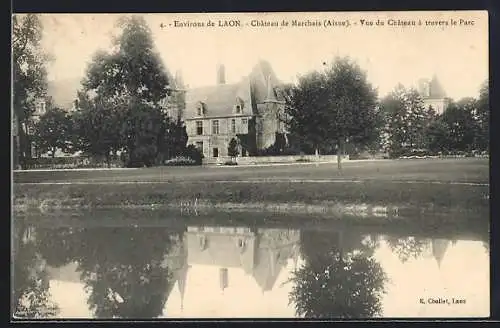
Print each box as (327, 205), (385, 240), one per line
(236, 105), (241, 113)
(231, 119), (236, 133)
(212, 120), (219, 135)
(195, 141), (203, 151)
(213, 148), (219, 158)
(196, 121), (203, 135)
(197, 102), (204, 116)
(242, 118), (248, 126)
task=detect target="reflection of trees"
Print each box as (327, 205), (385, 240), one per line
(385, 236), (429, 263)
(12, 222), (59, 318)
(288, 229), (387, 319)
(36, 226), (183, 319)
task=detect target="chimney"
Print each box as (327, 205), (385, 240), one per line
(217, 64), (226, 85)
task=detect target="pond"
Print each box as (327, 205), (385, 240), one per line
(11, 208), (489, 320)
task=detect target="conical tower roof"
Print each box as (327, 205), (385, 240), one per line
(432, 239), (450, 268)
(429, 75), (447, 98)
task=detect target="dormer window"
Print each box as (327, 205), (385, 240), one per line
(196, 102), (205, 116)
(234, 97), (244, 114)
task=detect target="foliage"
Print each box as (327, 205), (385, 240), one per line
(33, 108), (73, 157)
(12, 224), (59, 319)
(380, 85), (435, 157)
(424, 118), (451, 154)
(475, 80), (489, 151)
(288, 230), (386, 319)
(12, 14), (52, 165)
(227, 138), (239, 160)
(163, 157), (197, 166)
(36, 226), (184, 319)
(284, 57), (379, 158)
(385, 236), (429, 263)
(158, 117), (189, 162)
(71, 93), (125, 166)
(182, 144), (204, 165)
(441, 98), (479, 152)
(77, 15), (175, 167)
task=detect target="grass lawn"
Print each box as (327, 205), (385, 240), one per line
(13, 159), (489, 221)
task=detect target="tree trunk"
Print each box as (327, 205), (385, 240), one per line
(52, 149), (56, 158)
(106, 152), (111, 168)
(337, 139), (343, 172)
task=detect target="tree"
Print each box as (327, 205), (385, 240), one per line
(425, 118), (451, 154)
(33, 108), (73, 157)
(385, 236), (430, 263)
(12, 14), (51, 167)
(380, 85), (434, 157)
(12, 223), (59, 318)
(285, 57), (378, 170)
(287, 229), (387, 318)
(157, 117), (189, 163)
(70, 227), (182, 318)
(227, 138), (239, 161)
(72, 92), (125, 167)
(476, 80), (489, 151)
(441, 98), (478, 152)
(78, 15), (172, 167)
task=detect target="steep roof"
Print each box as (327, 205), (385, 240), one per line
(184, 60), (284, 119)
(184, 79), (252, 119)
(252, 244), (294, 292)
(248, 60), (284, 105)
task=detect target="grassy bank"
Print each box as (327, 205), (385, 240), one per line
(14, 179), (488, 213)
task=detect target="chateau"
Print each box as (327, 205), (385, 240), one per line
(417, 75), (449, 114)
(181, 61), (288, 159)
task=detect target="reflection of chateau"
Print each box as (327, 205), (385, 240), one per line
(186, 226), (301, 293)
(161, 234), (189, 311)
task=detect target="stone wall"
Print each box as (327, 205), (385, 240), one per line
(203, 154), (349, 165)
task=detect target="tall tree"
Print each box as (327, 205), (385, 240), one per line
(476, 80), (489, 151)
(71, 92), (125, 167)
(381, 85), (434, 157)
(33, 108), (73, 158)
(12, 14), (51, 167)
(441, 98), (478, 152)
(285, 57), (378, 170)
(78, 15), (172, 167)
(288, 229), (387, 319)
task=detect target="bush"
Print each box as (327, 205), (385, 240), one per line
(296, 158), (311, 162)
(23, 156), (122, 169)
(224, 161), (238, 166)
(183, 145), (204, 165)
(164, 156), (197, 166)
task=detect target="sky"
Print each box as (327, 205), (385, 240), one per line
(37, 11), (488, 100)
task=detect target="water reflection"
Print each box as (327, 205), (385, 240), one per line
(12, 213), (490, 319)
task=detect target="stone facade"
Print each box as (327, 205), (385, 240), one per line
(182, 61), (287, 159)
